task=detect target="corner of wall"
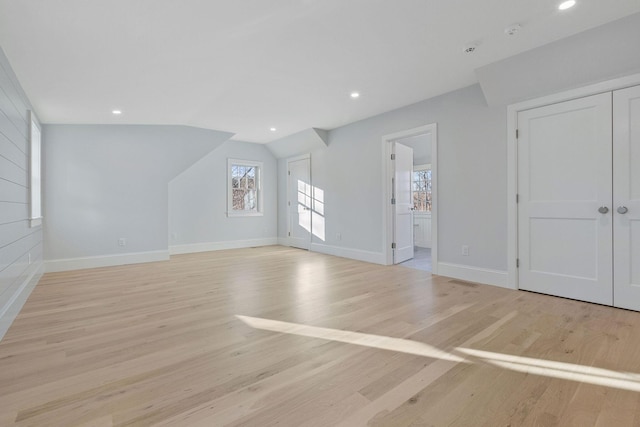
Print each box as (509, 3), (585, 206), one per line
(0, 262), (44, 341)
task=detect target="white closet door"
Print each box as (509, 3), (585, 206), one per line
(518, 93), (613, 305)
(613, 85), (640, 311)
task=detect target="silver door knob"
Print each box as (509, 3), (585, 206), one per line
(598, 206), (609, 214)
(617, 206), (629, 214)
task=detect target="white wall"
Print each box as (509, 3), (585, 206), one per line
(277, 84), (507, 272)
(477, 12), (640, 107)
(42, 124), (233, 270)
(168, 140), (278, 253)
(0, 47), (43, 339)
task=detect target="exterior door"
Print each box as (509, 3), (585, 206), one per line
(394, 142), (414, 263)
(613, 85), (640, 311)
(288, 157), (311, 250)
(517, 93), (613, 305)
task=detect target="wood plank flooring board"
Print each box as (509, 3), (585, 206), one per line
(2, 246), (640, 425)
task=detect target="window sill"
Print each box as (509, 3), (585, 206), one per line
(227, 211), (264, 218)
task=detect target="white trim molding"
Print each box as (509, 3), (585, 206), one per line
(437, 262), (510, 289)
(0, 262), (44, 341)
(170, 238), (278, 255)
(382, 123), (438, 272)
(310, 243), (386, 265)
(45, 250), (170, 273)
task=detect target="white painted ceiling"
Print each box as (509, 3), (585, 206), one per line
(1, 1), (639, 143)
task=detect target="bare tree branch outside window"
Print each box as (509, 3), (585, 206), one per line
(412, 169), (432, 212)
(231, 165), (258, 212)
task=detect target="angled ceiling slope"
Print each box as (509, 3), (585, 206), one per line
(476, 13), (640, 106)
(266, 128), (328, 159)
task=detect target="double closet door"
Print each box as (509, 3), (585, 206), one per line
(517, 85), (640, 311)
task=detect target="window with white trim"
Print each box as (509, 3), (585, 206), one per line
(227, 159), (263, 216)
(29, 112), (42, 227)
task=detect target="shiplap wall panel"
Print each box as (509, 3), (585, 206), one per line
(0, 47), (43, 337)
(0, 180), (28, 203)
(0, 221), (30, 248)
(0, 231), (40, 272)
(0, 156), (28, 186)
(0, 113), (26, 152)
(0, 133), (26, 168)
(0, 201), (28, 224)
(0, 72), (29, 128)
(0, 245), (41, 307)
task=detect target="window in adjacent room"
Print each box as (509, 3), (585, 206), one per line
(228, 159), (263, 216)
(412, 165), (432, 212)
(29, 112), (42, 227)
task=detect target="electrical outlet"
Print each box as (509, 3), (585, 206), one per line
(462, 245), (469, 256)
(336, 233), (342, 241)
(28, 253), (31, 264)
(118, 238), (127, 247)
(171, 232), (177, 240)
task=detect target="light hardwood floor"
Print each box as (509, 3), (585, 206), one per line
(1, 246), (640, 426)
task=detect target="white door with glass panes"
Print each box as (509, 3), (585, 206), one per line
(287, 157), (311, 250)
(394, 142), (414, 263)
(518, 86), (640, 311)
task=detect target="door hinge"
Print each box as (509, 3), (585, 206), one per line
(391, 198), (396, 205)
(391, 243), (396, 249)
(288, 232), (291, 237)
(516, 129), (519, 139)
(516, 258), (520, 268)
(391, 154), (396, 160)
(288, 201), (291, 206)
(288, 171), (291, 176)
(516, 194), (519, 203)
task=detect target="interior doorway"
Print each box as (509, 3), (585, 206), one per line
(383, 123), (438, 273)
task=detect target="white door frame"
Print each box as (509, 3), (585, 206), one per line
(286, 153), (312, 249)
(506, 72), (640, 290)
(382, 123), (438, 271)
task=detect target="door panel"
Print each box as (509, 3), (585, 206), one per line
(394, 143), (414, 263)
(613, 85), (640, 310)
(518, 93), (613, 305)
(288, 158), (311, 250)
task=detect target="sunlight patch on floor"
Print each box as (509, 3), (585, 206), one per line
(237, 314), (640, 393)
(236, 315), (466, 363)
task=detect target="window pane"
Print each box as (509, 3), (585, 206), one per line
(230, 162), (261, 213)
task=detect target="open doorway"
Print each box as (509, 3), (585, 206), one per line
(383, 124), (437, 273)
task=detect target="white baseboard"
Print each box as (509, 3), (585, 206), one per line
(437, 262), (511, 289)
(0, 262), (44, 341)
(309, 243), (385, 265)
(277, 237), (290, 247)
(45, 250), (170, 273)
(170, 238), (279, 255)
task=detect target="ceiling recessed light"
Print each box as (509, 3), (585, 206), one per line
(112, 110), (122, 115)
(270, 127), (277, 132)
(558, 0), (576, 10)
(350, 92), (360, 99)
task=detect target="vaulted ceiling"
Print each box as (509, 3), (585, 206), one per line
(1, 0), (639, 142)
